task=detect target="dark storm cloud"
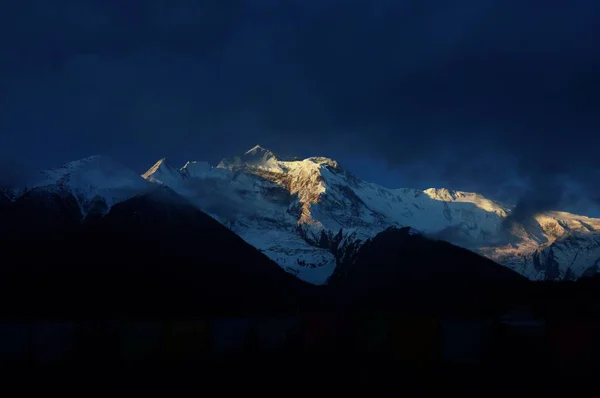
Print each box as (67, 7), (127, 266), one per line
(503, 177), (565, 227)
(1, 0), (599, 214)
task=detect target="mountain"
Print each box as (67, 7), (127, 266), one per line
(0, 181), (314, 317)
(4, 147), (600, 284)
(0, 189), (9, 204)
(19, 155), (152, 217)
(0, 155), (151, 242)
(141, 145), (600, 283)
(327, 227), (530, 315)
(0, 189), (10, 216)
(481, 215), (600, 280)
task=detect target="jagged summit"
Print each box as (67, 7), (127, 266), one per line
(244, 144), (273, 157)
(242, 145), (278, 164)
(306, 156), (340, 169)
(143, 158), (214, 182)
(142, 158), (167, 179)
(141, 158), (184, 186)
(216, 145), (341, 173)
(216, 145), (277, 170)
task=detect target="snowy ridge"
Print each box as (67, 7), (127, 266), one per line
(141, 145), (600, 284)
(141, 158), (184, 186)
(7, 146), (600, 284)
(17, 155), (152, 216)
(144, 149), (339, 284)
(481, 212), (600, 280)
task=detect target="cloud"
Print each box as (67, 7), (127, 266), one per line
(0, 0), (599, 209)
(503, 177), (564, 225)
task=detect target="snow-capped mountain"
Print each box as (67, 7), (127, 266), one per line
(140, 145), (600, 284)
(12, 155), (152, 217)
(4, 146), (600, 285)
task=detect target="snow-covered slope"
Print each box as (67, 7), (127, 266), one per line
(143, 149), (337, 284)
(142, 145), (600, 284)
(480, 212), (600, 280)
(9, 155), (152, 217)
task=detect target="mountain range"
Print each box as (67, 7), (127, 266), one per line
(2, 145), (600, 287)
(0, 183), (317, 317)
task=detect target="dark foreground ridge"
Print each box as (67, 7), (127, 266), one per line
(2, 187), (600, 390)
(329, 226), (531, 316)
(0, 186), (317, 318)
(2, 186), (600, 318)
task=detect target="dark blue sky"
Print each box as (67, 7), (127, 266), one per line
(1, 1), (600, 208)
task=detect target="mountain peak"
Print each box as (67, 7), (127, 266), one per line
(217, 145), (280, 170)
(245, 144), (268, 155)
(142, 158), (183, 184)
(243, 145), (278, 162)
(142, 157), (170, 175)
(307, 156), (341, 169)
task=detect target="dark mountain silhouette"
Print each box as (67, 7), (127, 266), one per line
(0, 190), (9, 204)
(328, 227), (531, 316)
(0, 190), (9, 219)
(529, 273), (600, 319)
(5, 187), (82, 239)
(0, 186), (315, 318)
(1, 187), (563, 319)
